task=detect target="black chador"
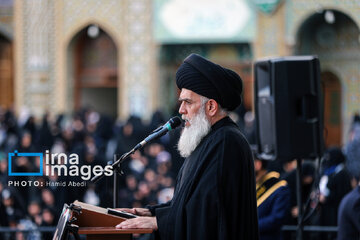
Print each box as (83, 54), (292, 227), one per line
(148, 117), (259, 240)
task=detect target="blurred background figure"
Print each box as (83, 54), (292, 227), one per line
(318, 147), (352, 240)
(255, 157), (291, 240)
(337, 126), (360, 240)
(282, 160), (316, 240)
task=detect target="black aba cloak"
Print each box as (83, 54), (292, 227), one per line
(149, 117), (259, 239)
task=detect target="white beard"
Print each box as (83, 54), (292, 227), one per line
(177, 105), (211, 158)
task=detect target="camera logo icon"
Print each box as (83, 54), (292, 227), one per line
(8, 150), (43, 176)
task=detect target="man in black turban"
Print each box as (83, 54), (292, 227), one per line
(116, 54), (259, 240)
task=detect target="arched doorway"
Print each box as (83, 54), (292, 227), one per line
(0, 34), (13, 109)
(296, 9), (360, 147)
(68, 25), (118, 117)
(321, 71), (342, 147)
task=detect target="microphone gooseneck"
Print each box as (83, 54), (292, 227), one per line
(133, 116), (182, 151)
(91, 116), (182, 183)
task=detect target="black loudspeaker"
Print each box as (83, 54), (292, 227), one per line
(254, 56), (324, 161)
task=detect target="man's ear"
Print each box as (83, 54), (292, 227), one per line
(206, 99), (218, 117)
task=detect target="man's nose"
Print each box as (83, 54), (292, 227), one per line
(179, 102), (186, 115)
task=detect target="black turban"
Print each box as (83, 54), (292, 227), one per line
(176, 53), (243, 111)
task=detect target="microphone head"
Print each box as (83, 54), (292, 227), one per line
(168, 116), (182, 130)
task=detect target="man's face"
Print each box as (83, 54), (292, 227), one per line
(177, 89), (211, 158)
(178, 88), (203, 127)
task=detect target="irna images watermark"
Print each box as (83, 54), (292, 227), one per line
(7, 150), (113, 187)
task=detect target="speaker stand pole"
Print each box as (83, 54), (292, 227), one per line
(296, 158), (303, 240)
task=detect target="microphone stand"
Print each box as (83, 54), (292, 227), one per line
(91, 147), (138, 208)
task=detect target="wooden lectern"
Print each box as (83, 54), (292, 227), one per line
(72, 201), (152, 240)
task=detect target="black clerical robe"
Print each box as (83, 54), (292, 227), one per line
(148, 116), (259, 240)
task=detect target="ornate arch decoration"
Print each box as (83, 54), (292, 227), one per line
(291, 7), (360, 44)
(64, 19), (122, 51)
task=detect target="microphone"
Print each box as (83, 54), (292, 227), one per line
(133, 116), (182, 151)
(91, 116), (182, 183)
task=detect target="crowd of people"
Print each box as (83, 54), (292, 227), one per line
(0, 105), (359, 240)
(0, 107), (187, 240)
